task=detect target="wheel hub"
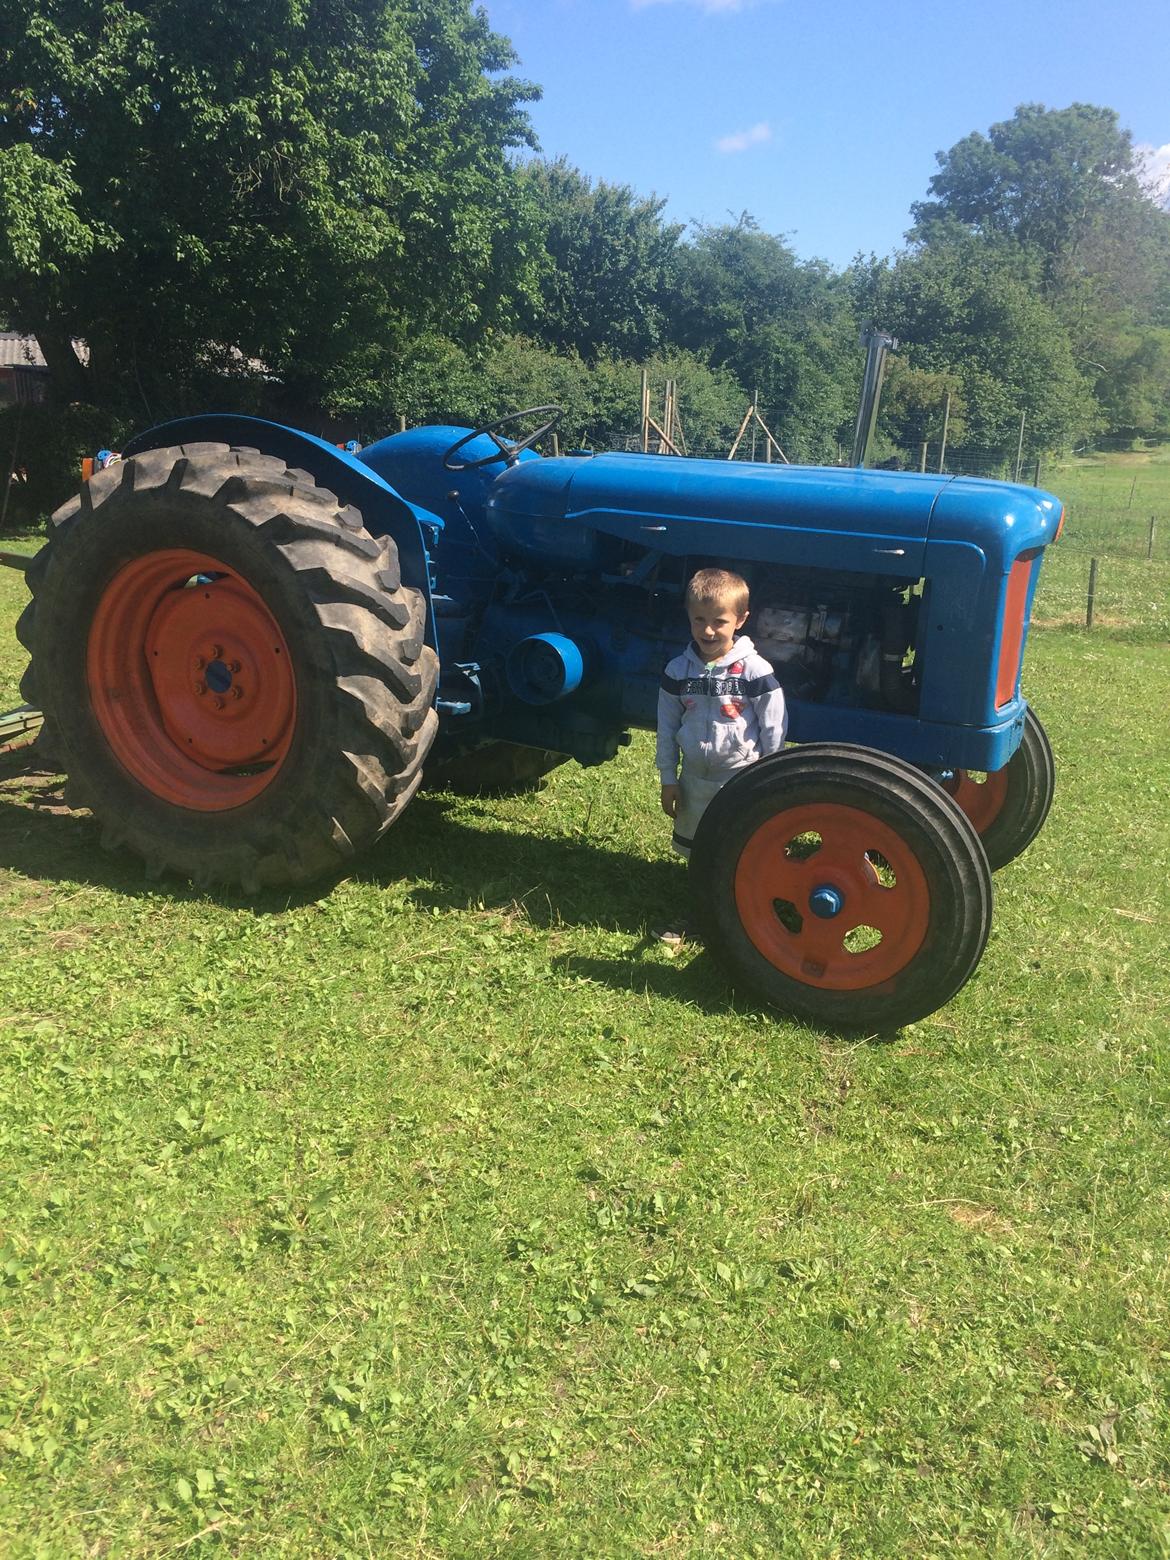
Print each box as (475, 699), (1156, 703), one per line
(734, 801), (932, 990)
(87, 549), (296, 810)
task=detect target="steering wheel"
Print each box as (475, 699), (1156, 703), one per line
(442, 406), (565, 472)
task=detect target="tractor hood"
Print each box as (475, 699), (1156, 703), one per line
(484, 454), (1062, 577)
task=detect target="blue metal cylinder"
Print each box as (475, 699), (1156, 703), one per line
(506, 632), (588, 705)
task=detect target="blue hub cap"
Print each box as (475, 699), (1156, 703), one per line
(808, 884), (844, 919)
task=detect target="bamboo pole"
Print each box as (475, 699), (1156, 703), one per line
(645, 416), (683, 457)
(727, 406), (754, 460)
(1086, 558), (1098, 628)
(755, 410), (788, 464)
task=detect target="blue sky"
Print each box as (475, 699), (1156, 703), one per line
(488, 0), (1170, 270)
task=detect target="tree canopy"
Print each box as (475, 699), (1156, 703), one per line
(515, 159), (682, 362)
(0, 0), (541, 414)
(3, 34), (1169, 511)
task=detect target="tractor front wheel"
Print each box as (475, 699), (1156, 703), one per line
(17, 444), (438, 890)
(942, 708), (1055, 871)
(690, 744), (993, 1031)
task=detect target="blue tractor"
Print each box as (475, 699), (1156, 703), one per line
(16, 406), (1061, 1028)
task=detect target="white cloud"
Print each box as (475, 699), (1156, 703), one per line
(1135, 141), (1170, 208)
(715, 120), (772, 154)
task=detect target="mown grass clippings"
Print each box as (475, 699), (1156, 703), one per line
(1, 465), (1169, 1555)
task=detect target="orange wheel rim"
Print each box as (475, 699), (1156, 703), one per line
(733, 802), (932, 991)
(87, 549), (296, 810)
(943, 768), (1010, 836)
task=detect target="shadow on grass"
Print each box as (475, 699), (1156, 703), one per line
(0, 758), (685, 936)
(355, 797), (686, 938)
(0, 757), (902, 1034)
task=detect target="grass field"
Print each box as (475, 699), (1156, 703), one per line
(0, 452), (1168, 1555)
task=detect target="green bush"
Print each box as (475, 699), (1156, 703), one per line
(0, 402), (133, 530)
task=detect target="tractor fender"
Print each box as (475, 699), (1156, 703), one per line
(121, 414), (440, 641)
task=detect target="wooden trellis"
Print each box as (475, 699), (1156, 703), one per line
(640, 371), (686, 456)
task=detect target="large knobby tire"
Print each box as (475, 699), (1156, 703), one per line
(17, 443), (438, 891)
(427, 741), (566, 796)
(942, 707), (1055, 871)
(690, 744), (993, 1031)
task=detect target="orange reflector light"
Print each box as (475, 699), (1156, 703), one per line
(996, 550), (1039, 708)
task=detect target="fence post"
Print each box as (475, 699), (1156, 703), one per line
(1148, 516), (1157, 561)
(1086, 558), (1098, 628)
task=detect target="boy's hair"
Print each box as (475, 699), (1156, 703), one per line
(686, 567), (750, 617)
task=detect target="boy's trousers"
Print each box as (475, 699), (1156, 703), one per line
(671, 769), (737, 861)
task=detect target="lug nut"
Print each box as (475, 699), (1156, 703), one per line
(213, 697), (225, 710)
(231, 686), (244, 700)
(194, 655), (205, 670)
(194, 680), (206, 695)
(209, 645), (222, 660)
(229, 660), (242, 674)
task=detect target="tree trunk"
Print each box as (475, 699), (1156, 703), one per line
(34, 325), (91, 404)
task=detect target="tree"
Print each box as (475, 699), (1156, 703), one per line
(876, 361), (967, 465)
(0, 0), (541, 417)
(907, 102), (1170, 442)
(858, 240), (1098, 459)
(910, 103), (1144, 281)
(665, 218), (859, 462)
(515, 159), (682, 361)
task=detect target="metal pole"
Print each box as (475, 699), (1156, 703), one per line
(640, 369), (649, 453)
(938, 394), (951, 474)
(1086, 558), (1098, 628)
(1014, 410), (1026, 482)
(1149, 516), (1157, 560)
(851, 326), (898, 467)
(919, 442), (927, 472)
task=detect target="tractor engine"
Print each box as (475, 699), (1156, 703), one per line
(748, 570), (918, 713)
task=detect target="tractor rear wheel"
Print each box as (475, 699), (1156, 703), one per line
(942, 708), (1054, 871)
(689, 744), (993, 1031)
(17, 443), (438, 890)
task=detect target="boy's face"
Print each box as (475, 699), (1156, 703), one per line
(687, 596), (748, 662)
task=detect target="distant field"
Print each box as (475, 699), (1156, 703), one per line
(1043, 445), (1170, 562)
(1030, 448), (1170, 644)
(0, 459), (1167, 1556)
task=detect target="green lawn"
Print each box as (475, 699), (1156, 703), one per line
(1, 462), (1168, 1555)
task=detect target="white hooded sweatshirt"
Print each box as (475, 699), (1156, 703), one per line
(655, 634), (788, 786)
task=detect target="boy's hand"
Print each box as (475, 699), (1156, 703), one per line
(660, 783), (680, 819)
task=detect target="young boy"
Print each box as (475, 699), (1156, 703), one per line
(655, 569), (787, 937)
